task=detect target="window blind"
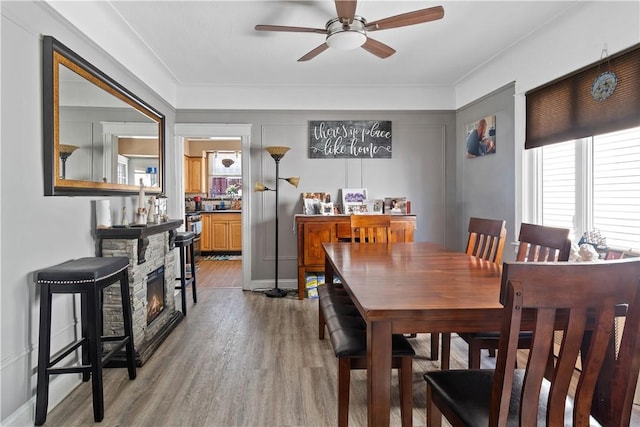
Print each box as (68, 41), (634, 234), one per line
(526, 44), (640, 149)
(542, 141), (576, 231)
(593, 127), (640, 251)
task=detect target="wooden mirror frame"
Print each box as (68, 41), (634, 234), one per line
(42, 35), (165, 196)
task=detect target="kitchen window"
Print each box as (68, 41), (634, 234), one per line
(536, 125), (640, 251)
(207, 151), (242, 197)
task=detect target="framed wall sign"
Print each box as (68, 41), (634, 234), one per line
(309, 120), (392, 159)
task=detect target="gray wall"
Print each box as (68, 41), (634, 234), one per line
(1, 2), (176, 424)
(456, 84), (517, 260)
(176, 110), (458, 283)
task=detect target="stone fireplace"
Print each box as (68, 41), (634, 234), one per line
(97, 220), (182, 366)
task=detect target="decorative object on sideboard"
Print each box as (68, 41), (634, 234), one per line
(341, 188), (368, 214)
(58, 144), (78, 179)
(221, 158), (235, 168)
(255, 146), (300, 298)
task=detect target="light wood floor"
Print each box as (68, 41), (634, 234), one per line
(196, 259), (243, 289)
(45, 261), (640, 426)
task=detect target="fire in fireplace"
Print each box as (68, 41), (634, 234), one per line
(147, 266), (165, 325)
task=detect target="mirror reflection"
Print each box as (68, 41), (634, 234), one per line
(43, 35), (165, 196)
(58, 65), (159, 185)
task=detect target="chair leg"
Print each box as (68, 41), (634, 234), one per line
(87, 286), (105, 422)
(338, 358), (351, 427)
(80, 292), (91, 382)
(430, 333), (440, 361)
(440, 333), (451, 370)
(179, 245), (187, 315)
(398, 357), (413, 427)
(426, 383), (442, 427)
(35, 284), (52, 426)
(468, 341), (481, 369)
(189, 242), (197, 303)
(119, 270), (137, 380)
(318, 303), (326, 340)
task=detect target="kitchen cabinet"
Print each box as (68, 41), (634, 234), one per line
(201, 212), (241, 252)
(295, 214), (416, 299)
(184, 156), (204, 193)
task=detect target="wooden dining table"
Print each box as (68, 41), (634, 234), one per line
(322, 241), (506, 426)
(322, 241), (621, 427)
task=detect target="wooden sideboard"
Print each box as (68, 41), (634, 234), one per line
(295, 215), (416, 300)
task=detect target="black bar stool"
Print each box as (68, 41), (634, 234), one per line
(175, 231), (197, 315)
(35, 257), (136, 425)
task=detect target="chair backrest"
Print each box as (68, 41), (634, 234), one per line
(492, 259), (640, 426)
(465, 217), (507, 264)
(516, 223), (571, 262)
(350, 214), (391, 243)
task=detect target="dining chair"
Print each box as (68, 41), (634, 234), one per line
(350, 214), (392, 243)
(456, 223), (571, 369)
(440, 217), (507, 369)
(424, 258), (640, 427)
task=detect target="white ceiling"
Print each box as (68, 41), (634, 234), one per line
(106, 0), (578, 89)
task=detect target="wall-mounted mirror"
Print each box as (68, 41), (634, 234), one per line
(42, 35), (165, 196)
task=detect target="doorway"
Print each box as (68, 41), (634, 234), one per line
(174, 123), (252, 291)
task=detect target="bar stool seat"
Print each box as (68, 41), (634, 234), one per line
(175, 231), (197, 315)
(35, 256), (136, 425)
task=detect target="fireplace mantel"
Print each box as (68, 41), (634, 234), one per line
(96, 219), (183, 240)
(97, 220), (182, 264)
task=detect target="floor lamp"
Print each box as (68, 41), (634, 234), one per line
(255, 146), (300, 298)
(59, 144), (79, 179)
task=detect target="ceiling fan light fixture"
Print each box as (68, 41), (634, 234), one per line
(326, 17), (366, 51)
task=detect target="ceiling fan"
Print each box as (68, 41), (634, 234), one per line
(255, 0), (444, 62)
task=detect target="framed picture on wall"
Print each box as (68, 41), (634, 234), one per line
(465, 115), (496, 158)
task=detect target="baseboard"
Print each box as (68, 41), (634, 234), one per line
(2, 372), (81, 426)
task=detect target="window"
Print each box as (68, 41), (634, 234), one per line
(207, 151), (242, 197)
(539, 126), (640, 251)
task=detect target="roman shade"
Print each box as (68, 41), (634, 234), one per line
(525, 43), (640, 149)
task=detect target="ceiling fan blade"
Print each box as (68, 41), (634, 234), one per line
(361, 37), (396, 59)
(365, 5), (444, 31)
(298, 43), (330, 62)
(335, 0), (357, 24)
(255, 24), (326, 34)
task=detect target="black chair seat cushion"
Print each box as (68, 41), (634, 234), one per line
(330, 328), (415, 359)
(318, 284), (348, 298)
(321, 300), (360, 319)
(423, 369), (601, 427)
(175, 231), (195, 245)
(36, 257), (129, 284)
(325, 312), (366, 332)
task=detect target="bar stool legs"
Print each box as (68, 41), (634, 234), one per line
(35, 257), (136, 425)
(175, 232), (197, 316)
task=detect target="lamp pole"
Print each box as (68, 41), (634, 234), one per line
(264, 147), (289, 298)
(265, 154), (286, 298)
